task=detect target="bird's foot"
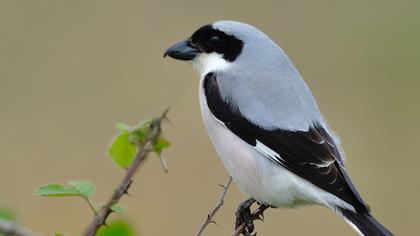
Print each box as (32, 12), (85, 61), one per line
(234, 200), (270, 236)
(235, 198), (256, 235)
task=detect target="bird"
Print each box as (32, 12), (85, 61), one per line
(164, 20), (394, 236)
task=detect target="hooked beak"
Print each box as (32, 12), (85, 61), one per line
(164, 40), (199, 61)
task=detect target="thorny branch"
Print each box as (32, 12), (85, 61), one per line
(83, 108), (170, 236)
(195, 176), (269, 236)
(0, 218), (39, 236)
(195, 176), (233, 236)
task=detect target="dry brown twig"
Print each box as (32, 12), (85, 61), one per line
(195, 176), (233, 236)
(195, 175), (269, 236)
(83, 108), (170, 236)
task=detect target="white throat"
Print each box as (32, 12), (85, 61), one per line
(191, 52), (231, 77)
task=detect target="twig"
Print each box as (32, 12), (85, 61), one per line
(83, 196), (98, 215)
(0, 218), (39, 236)
(83, 108), (169, 236)
(231, 205), (268, 236)
(195, 176), (233, 236)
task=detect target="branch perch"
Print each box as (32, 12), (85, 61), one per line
(195, 176), (233, 236)
(83, 109), (169, 236)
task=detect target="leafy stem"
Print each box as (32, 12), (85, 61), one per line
(83, 108), (170, 236)
(34, 108), (171, 236)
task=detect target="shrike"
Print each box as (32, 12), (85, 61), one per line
(164, 21), (393, 236)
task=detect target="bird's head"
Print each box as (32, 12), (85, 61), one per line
(164, 21), (281, 77)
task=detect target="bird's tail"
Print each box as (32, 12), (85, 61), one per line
(338, 207), (394, 236)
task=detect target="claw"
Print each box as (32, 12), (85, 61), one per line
(235, 198), (256, 234)
(234, 201), (270, 235)
(255, 214), (264, 222)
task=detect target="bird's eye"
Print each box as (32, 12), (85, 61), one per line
(208, 36), (222, 46)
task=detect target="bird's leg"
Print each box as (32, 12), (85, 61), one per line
(235, 198), (256, 235)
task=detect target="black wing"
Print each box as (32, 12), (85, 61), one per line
(204, 73), (369, 212)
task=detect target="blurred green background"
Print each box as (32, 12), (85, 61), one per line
(0, 0), (419, 235)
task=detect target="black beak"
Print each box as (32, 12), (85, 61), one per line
(164, 40), (199, 61)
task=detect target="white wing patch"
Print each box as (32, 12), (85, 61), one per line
(255, 140), (283, 164)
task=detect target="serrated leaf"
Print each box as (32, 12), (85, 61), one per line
(35, 184), (80, 197)
(68, 180), (95, 198)
(111, 203), (125, 213)
(116, 123), (131, 132)
(153, 137), (170, 156)
(108, 132), (137, 169)
(96, 220), (135, 236)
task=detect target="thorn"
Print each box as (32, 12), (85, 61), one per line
(150, 120), (157, 129)
(126, 180), (133, 189)
(209, 220), (218, 226)
(218, 184), (225, 188)
(162, 109), (172, 124)
(163, 116), (172, 124)
(161, 107), (171, 119)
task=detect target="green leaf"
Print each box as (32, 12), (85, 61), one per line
(116, 123), (131, 132)
(110, 203), (125, 213)
(68, 180), (96, 198)
(108, 131), (137, 169)
(54, 233), (69, 236)
(138, 119), (152, 129)
(128, 130), (146, 145)
(0, 208), (14, 220)
(153, 137), (170, 156)
(35, 184), (80, 197)
(128, 119), (153, 143)
(153, 137), (170, 172)
(96, 220), (135, 236)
